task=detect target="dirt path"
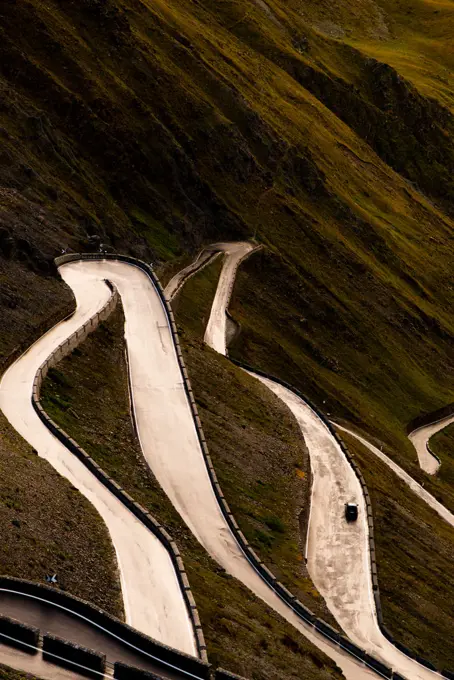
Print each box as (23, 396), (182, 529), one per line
(0, 264), (196, 657)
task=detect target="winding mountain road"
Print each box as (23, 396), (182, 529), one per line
(1, 246), (451, 680)
(335, 425), (454, 529)
(0, 644), (86, 680)
(195, 242), (446, 680)
(0, 262), (196, 657)
(409, 420), (446, 475)
(0, 590), (188, 680)
(2, 257), (380, 679)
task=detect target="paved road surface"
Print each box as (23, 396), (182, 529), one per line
(408, 419), (447, 475)
(2, 251), (446, 680)
(165, 250), (220, 301)
(0, 265), (196, 656)
(51, 260), (384, 680)
(203, 242), (255, 355)
(0, 645), (88, 680)
(336, 425), (454, 528)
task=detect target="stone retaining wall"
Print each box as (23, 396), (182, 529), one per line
(43, 634), (106, 679)
(0, 614), (39, 654)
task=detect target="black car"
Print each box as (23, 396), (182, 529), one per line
(345, 502), (358, 522)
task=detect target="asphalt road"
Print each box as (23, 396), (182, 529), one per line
(53, 260), (383, 680)
(0, 644), (87, 680)
(203, 242), (255, 355)
(408, 419), (447, 475)
(165, 250), (220, 301)
(1, 250), (447, 680)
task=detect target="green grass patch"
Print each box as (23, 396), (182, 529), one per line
(171, 255), (224, 337)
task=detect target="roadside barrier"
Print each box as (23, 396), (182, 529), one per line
(43, 634), (106, 679)
(0, 614), (262, 680)
(0, 301), (75, 377)
(114, 661), (162, 679)
(222, 246), (262, 322)
(0, 578), (208, 679)
(0, 614), (39, 653)
(215, 669), (249, 680)
(166, 250), (222, 301)
(407, 403), (454, 435)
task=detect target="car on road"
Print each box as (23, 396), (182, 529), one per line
(345, 502), (358, 522)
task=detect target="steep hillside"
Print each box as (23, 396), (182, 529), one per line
(1, 0), (454, 674)
(2, 0), (454, 405)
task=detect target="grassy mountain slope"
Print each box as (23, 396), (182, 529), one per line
(3, 0), (454, 446)
(229, 249), (454, 513)
(41, 306), (342, 680)
(431, 423), (454, 491)
(173, 251), (454, 669)
(171, 258), (333, 619)
(0, 0), (454, 673)
(0, 667), (41, 680)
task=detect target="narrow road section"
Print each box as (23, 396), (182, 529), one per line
(0, 266), (196, 656)
(0, 644), (87, 680)
(203, 242), (255, 354)
(165, 250), (221, 301)
(408, 420), (445, 475)
(0, 590), (187, 679)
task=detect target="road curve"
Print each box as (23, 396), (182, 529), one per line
(0, 264), (196, 656)
(408, 420), (445, 475)
(2, 250), (447, 680)
(335, 424), (454, 529)
(203, 242), (256, 354)
(50, 261), (382, 680)
(195, 243), (442, 680)
(165, 249), (221, 301)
